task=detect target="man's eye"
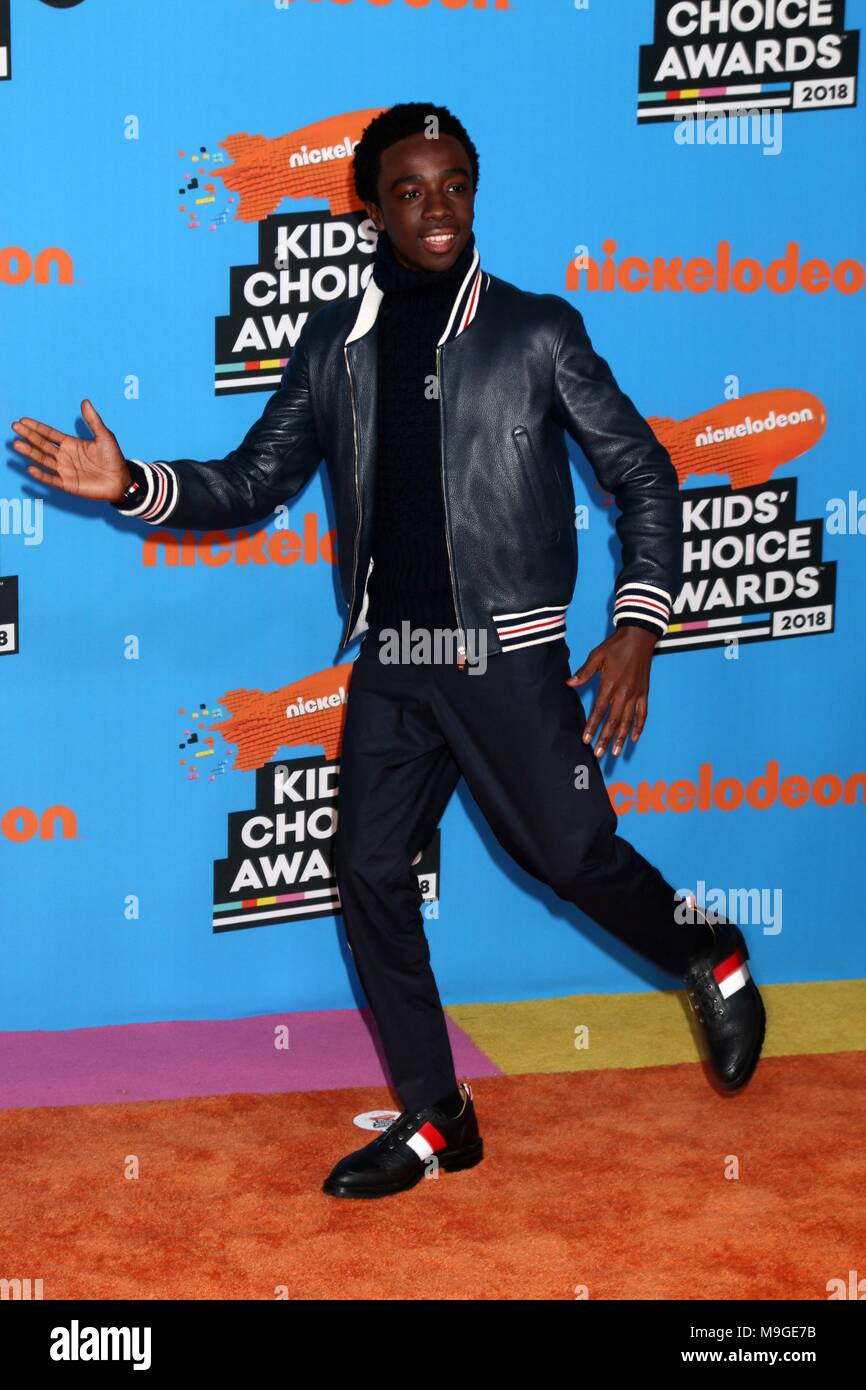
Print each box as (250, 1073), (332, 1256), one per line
(399, 183), (468, 200)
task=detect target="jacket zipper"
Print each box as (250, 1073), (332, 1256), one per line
(436, 342), (467, 657)
(342, 343), (363, 648)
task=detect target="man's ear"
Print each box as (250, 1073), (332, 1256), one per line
(364, 201), (384, 232)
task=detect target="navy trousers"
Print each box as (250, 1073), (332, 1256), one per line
(333, 631), (698, 1113)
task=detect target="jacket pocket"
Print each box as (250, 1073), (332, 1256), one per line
(511, 426), (561, 543)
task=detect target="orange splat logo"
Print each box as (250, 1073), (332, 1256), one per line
(210, 663), (356, 772)
(649, 389), (827, 490)
(215, 110), (386, 223)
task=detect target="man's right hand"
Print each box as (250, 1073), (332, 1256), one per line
(10, 400), (132, 502)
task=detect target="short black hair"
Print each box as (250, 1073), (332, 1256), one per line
(352, 102), (480, 207)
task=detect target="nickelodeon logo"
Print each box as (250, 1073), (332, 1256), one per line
(1, 247), (73, 286)
(140, 514), (336, 567)
(567, 240), (864, 295)
(216, 110), (385, 222)
(212, 664), (356, 770)
(3, 806), (77, 841)
(650, 388), (827, 489)
(608, 759), (865, 817)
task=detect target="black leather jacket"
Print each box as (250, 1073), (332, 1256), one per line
(114, 244), (683, 656)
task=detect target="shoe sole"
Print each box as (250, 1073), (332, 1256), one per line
(322, 1137), (484, 1199)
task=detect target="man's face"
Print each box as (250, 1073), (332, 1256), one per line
(364, 130), (475, 273)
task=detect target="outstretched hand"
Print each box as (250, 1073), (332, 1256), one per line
(10, 401), (131, 502)
(566, 625), (658, 758)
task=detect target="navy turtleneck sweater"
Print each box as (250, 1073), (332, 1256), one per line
(364, 228), (477, 637)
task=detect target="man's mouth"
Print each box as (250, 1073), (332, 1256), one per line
(421, 230), (459, 253)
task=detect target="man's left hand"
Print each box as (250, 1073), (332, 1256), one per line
(566, 625), (658, 757)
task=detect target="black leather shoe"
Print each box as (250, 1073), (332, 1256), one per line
(322, 1081), (483, 1199)
(684, 916), (766, 1091)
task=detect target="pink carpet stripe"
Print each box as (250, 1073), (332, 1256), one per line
(0, 1010), (502, 1111)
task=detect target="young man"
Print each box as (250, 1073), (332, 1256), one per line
(11, 103), (765, 1202)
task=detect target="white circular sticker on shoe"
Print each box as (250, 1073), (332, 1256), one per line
(353, 1109), (401, 1132)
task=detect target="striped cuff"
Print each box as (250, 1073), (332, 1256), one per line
(111, 459), (179, 524)
(613, 582), (673, 637)
(491, 603), (568, 653)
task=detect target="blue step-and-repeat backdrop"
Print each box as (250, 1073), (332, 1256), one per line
(2, 0), (864, 1031)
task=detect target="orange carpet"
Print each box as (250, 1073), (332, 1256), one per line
(3, 1050), (863, 1300)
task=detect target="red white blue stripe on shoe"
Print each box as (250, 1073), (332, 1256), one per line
(404, 1121), (449, 1162)
(713, 948), (751, 999)
(682, 893), (751, 998)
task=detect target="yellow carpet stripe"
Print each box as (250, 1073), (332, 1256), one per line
(446, 979), (866, 1075)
